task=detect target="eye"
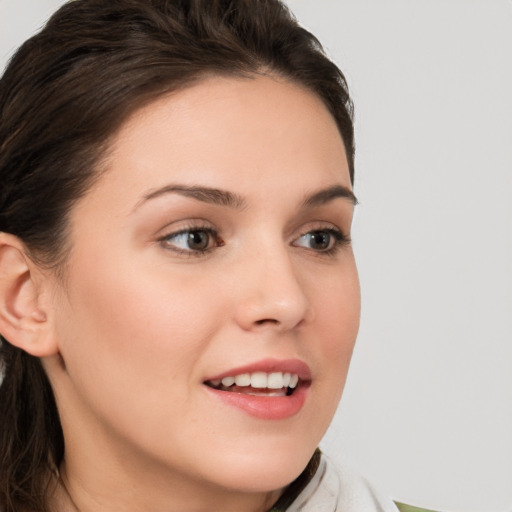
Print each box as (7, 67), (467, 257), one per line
(293, 228), (348, 254)
(159, 227), (221, 255)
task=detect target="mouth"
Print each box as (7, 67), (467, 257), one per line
(204, 371), (302, 397)
(203, 359), (311, 419)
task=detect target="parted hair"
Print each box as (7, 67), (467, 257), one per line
(0, 1), (354, 510)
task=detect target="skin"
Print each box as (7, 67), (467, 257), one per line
(37, 75), (361, 511)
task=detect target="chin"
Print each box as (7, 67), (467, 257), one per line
(193, 435), (318, 494)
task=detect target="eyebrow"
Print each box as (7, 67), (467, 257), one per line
(301, 185), (358, 208)
(135, 184), (247, 211)
(134, 183), (357, 212)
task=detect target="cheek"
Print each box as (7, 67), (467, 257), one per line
(314, 257), (360, 346)
(309, 258), (360, 395)
(54, 253), (224, 417)
(64, 250), (216, 345)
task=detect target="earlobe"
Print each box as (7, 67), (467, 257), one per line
(0, 233), (58, 357)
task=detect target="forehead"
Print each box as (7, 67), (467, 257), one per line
(88, 75), (351, 211)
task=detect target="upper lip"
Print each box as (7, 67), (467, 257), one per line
(204, 358), (312, 382)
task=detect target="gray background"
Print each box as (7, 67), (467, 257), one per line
(1, 1), (511, 511)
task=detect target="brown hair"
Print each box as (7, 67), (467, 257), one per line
(0, 1), (354, 510)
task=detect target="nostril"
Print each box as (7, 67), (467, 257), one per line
(255, 318), (280, 326)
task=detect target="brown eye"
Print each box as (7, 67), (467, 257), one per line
(160, 227), (219, 254)
(306, 231), (332, 250)
(186, 230), (211, 251)
(293, 228), (346, 253)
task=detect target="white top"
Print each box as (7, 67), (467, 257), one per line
(287, 454), (399, 512)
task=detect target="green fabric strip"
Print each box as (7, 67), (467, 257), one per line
(395, 502), (440, 512)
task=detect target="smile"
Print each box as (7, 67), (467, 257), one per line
(205, 372), (300, 396)
(203, 359), (311, 419)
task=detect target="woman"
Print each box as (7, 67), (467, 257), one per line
(0, 1), (400, 510)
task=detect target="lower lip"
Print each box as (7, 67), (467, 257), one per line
(204, 383), (309, 420)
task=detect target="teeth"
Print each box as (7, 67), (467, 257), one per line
(289, 374), (299, 389)
(211, 372), (300, 390)
(234, 373), (251, 386)
(221, 376), (235, 386)
(251, 372), (268, 388)
(267, 372), (283, 389)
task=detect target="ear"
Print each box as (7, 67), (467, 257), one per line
(0, 233), (58, 357)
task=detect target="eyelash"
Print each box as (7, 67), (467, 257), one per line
(158, 224), (350, 258)
(293, 228), (351, 257)
(158, 224), (222, 257)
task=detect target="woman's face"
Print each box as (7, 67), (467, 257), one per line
(46, 75), (360, 502)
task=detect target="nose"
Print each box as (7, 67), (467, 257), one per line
(232, 245), (311, 332)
